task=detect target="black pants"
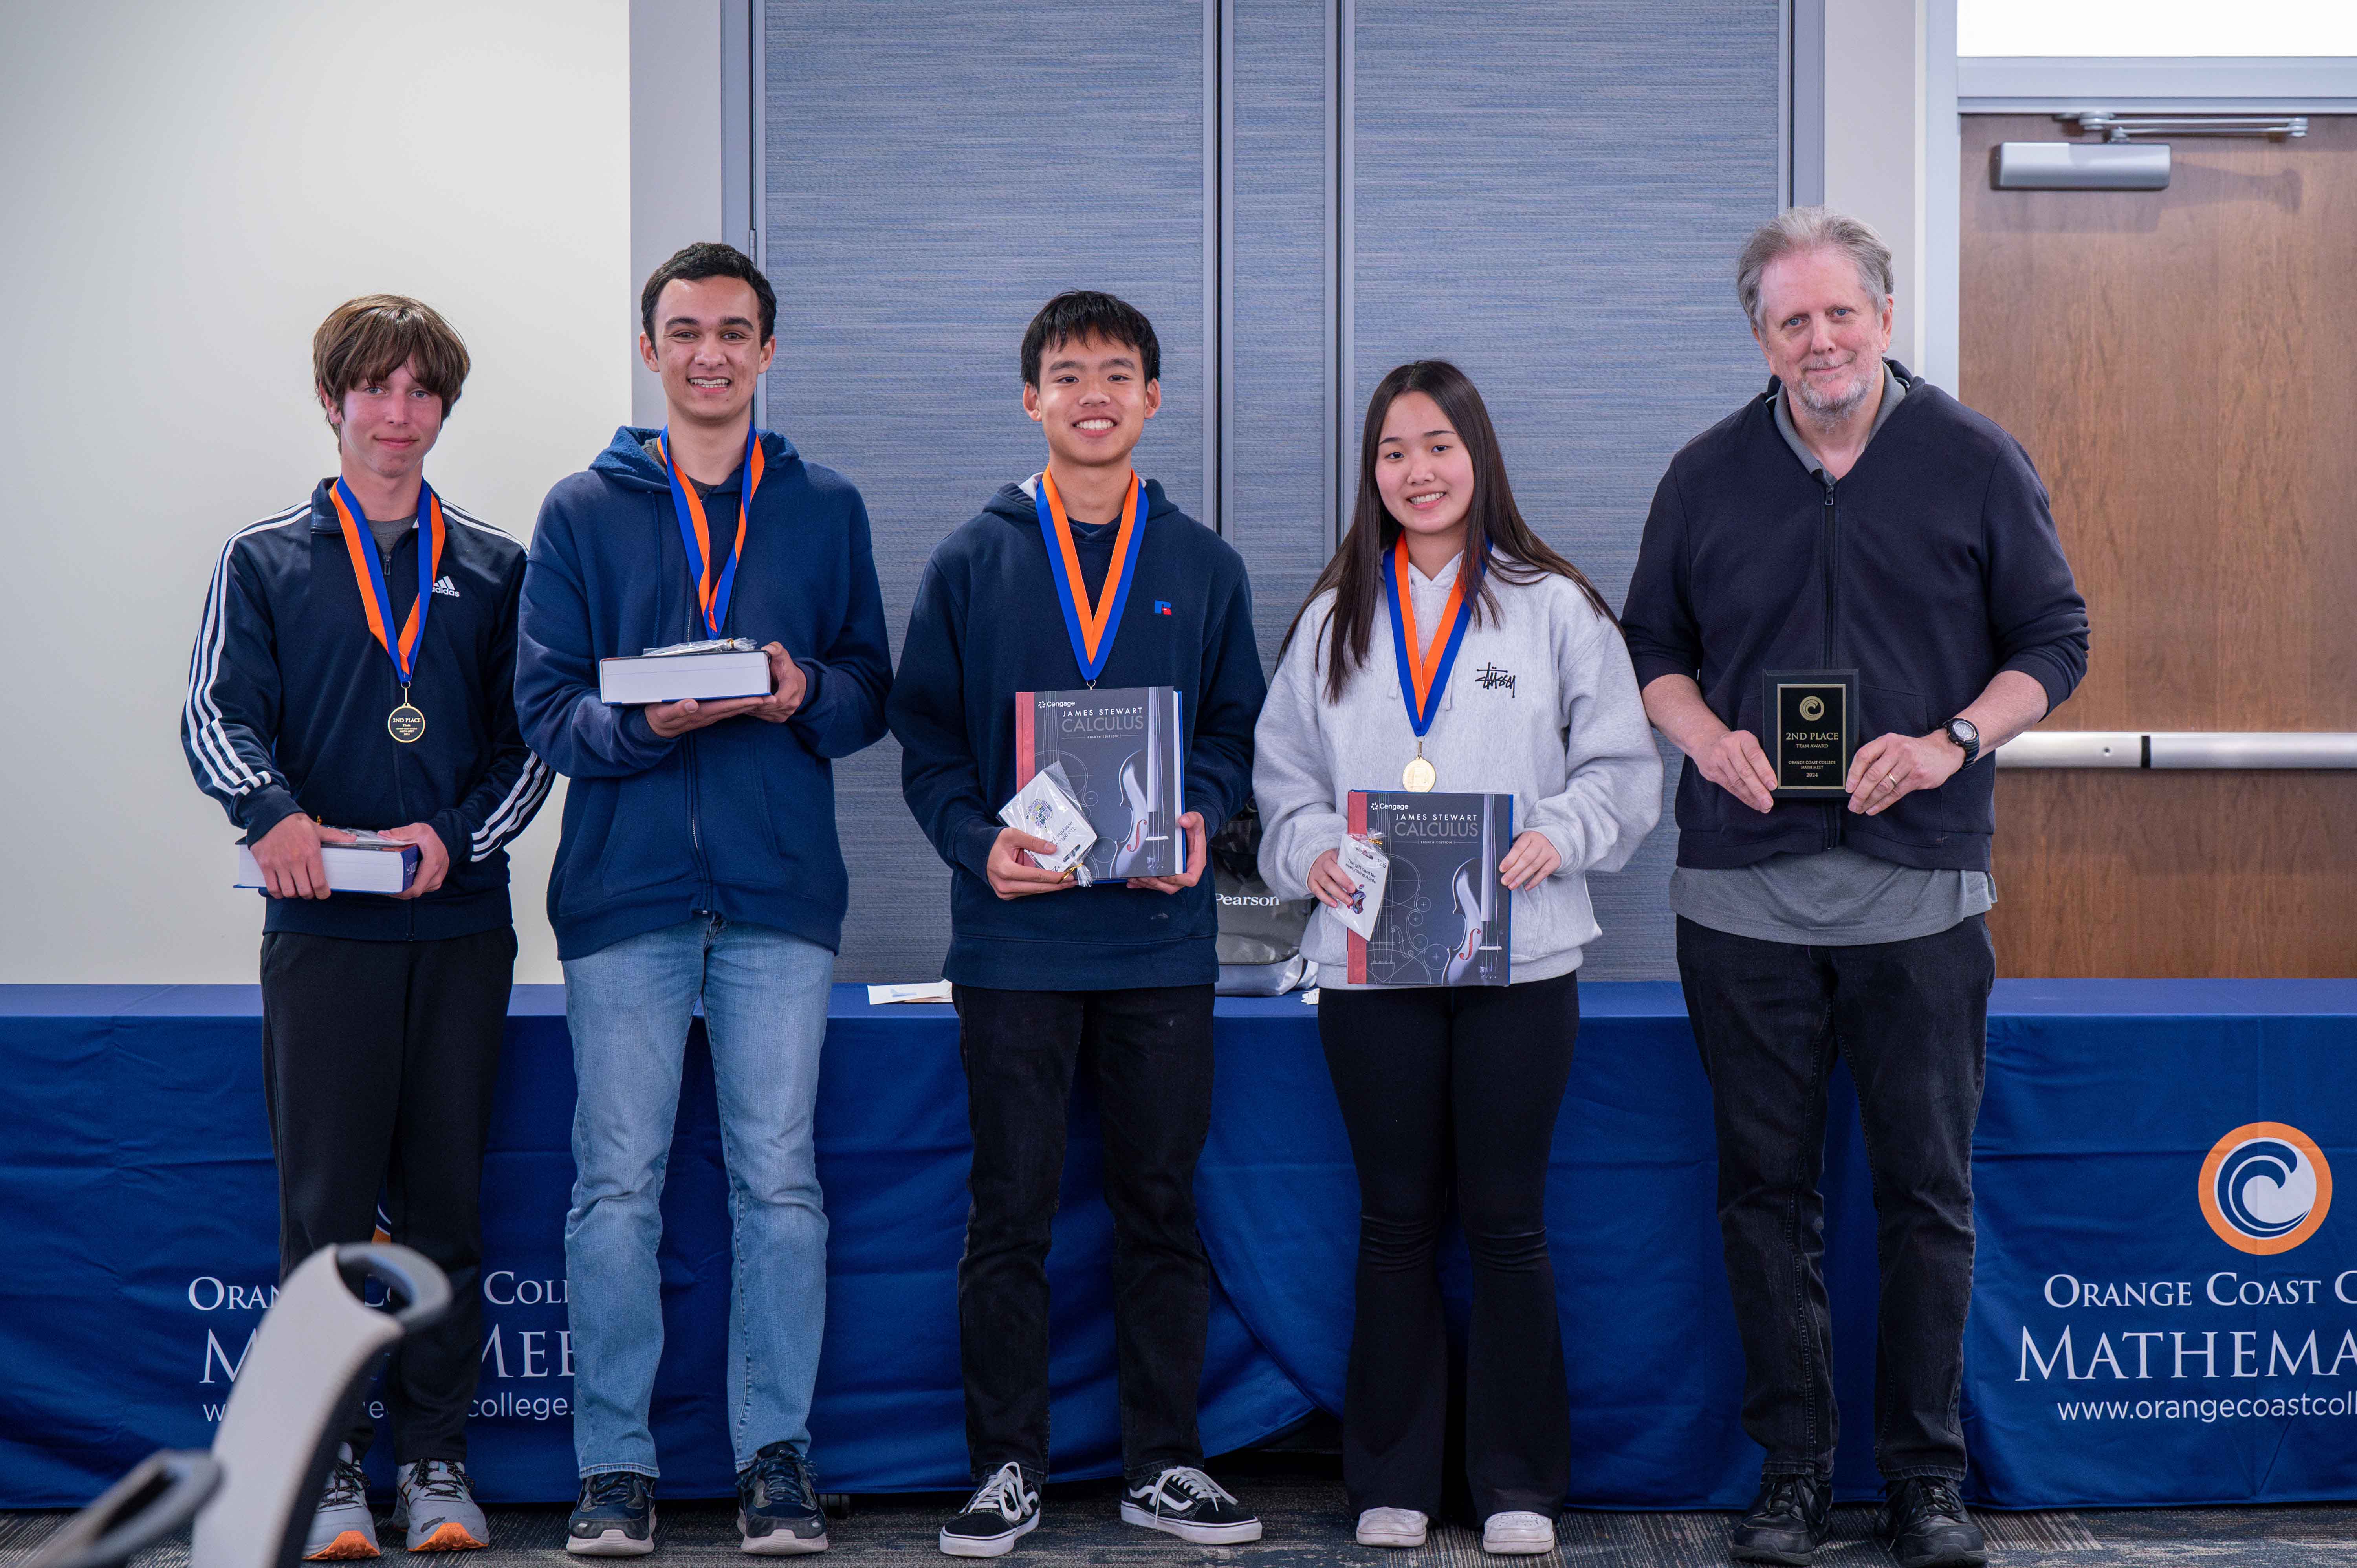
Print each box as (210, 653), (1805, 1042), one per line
(951, 984), (1214, 1486)
(1675, 914), (1993, 1483)
(259, 926), (515, 1463)
(1316, 972), (1580, 1522)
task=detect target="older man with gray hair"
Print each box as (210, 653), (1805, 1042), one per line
(1621, 209), (2088, 1568)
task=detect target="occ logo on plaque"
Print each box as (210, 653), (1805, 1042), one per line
(2199, 1122), (2333, 1255)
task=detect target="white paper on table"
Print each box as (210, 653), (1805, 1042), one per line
(867, 981), (954, 1005)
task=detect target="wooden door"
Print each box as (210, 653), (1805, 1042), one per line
(1960, 114), (2357, 977)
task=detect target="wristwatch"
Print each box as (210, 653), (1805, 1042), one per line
(1942, 717), (1981, 767)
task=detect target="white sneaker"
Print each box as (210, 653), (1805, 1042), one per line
(1356, 1508), (1428, 1548)
(1481, 1511), (1556, 1555)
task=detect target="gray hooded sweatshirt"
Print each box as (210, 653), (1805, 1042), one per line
(1253, 551), (1662, 985)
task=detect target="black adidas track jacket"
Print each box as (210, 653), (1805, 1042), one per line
(182, 479), (551, 940)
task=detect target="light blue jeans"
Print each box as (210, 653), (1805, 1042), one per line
(563, 914), (833, 1476)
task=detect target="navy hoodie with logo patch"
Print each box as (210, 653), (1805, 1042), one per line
(515, 427), (892, 961)
(888, 476), (1265, 990)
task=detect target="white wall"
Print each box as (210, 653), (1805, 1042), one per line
(1823, 0), (1929, 372)
(1960, 0), (2357, 56)
(0, 0), (631, 984)
(629, 0), (727, 425)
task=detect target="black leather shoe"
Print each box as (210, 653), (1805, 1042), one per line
(1728, 1473), (1830, 1565)
(1880, 1478), (1986, 1568)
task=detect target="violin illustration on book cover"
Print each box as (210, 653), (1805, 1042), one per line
(1015, 685), (1186, 882)
(1345, 789), (1512, 987)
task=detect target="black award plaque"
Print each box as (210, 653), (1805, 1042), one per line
(1761, 669), (1859, 799)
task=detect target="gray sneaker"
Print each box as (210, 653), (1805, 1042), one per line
(393, 1460), (489, 1552)
(304, 1446), (381, 1560)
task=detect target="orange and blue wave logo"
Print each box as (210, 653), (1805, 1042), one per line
(2199, 1123), (2331, 1255)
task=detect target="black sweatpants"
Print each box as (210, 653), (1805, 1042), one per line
(258, 925), (515, 1463)
(951, 983), (1215, 1486)
(1315, 971), (1580, 1522)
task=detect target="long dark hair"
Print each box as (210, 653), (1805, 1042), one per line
(1283, 359), (1617, 704)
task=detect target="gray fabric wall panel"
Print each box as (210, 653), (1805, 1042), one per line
(764, 2), (1207, 983)
(1230, 0), (1335, 669)
(762, 1), (1780, 982)
(1352, 0), (1780, 979)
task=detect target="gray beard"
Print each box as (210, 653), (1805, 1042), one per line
(1794, 369), (1873, 423)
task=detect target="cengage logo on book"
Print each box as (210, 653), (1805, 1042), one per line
(2200, 1123), (2332, 1255)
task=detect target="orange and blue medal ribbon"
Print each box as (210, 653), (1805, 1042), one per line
(330, 476), (445, 729)
(1035, 469), (1144, 685)
(658, 424), (765, 639)
(1385, 533), (1473, 739)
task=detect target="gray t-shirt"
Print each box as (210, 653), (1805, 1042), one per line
(367, 514), (416, 555)
(1667, 366), (1994, 947)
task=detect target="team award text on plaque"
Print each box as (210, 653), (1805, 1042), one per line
(1761, 669), (1860, 799)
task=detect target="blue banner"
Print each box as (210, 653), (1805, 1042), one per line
(1966, 993), (2357, 1504)
(5, 981), (2354, 1508)
(0, 987), (1308, 1506)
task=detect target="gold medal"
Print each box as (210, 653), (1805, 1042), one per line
(388, 703), (426, 744)
(1387, 536), (1466, 798)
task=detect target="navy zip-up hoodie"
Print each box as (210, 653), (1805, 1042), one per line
(889, 477), (1265, 990)
(1620, 366), (2089, 872)
(182, 483), (551, 940)
(515, 428), (893, 960)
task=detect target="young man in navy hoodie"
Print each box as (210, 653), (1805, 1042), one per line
(515, 243), (892, 1557)
(890, 292), (1267, 1557)
(183, 294), (551, 1558)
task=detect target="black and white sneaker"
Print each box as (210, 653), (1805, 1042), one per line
(567, 1472), (655, 1557)
(738, 1441), (828, 1555)
(1120, 1467), (1262, 1545)
(938, 1463), (1039, 1558)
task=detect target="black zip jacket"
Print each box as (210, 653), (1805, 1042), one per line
(1620, 366), (2089, 872)
(182, 481), (552, 939)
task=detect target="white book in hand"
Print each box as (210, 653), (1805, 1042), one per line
(598, 638), (773, 705)
(235, 833), (420, 895)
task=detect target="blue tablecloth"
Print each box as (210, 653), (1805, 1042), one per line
(4, 980), (2354, 1510)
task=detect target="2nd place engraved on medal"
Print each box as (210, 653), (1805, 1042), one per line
(388, 702), (426, 744)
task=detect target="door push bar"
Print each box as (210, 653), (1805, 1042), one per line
(1996, 733), (2357, 769)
